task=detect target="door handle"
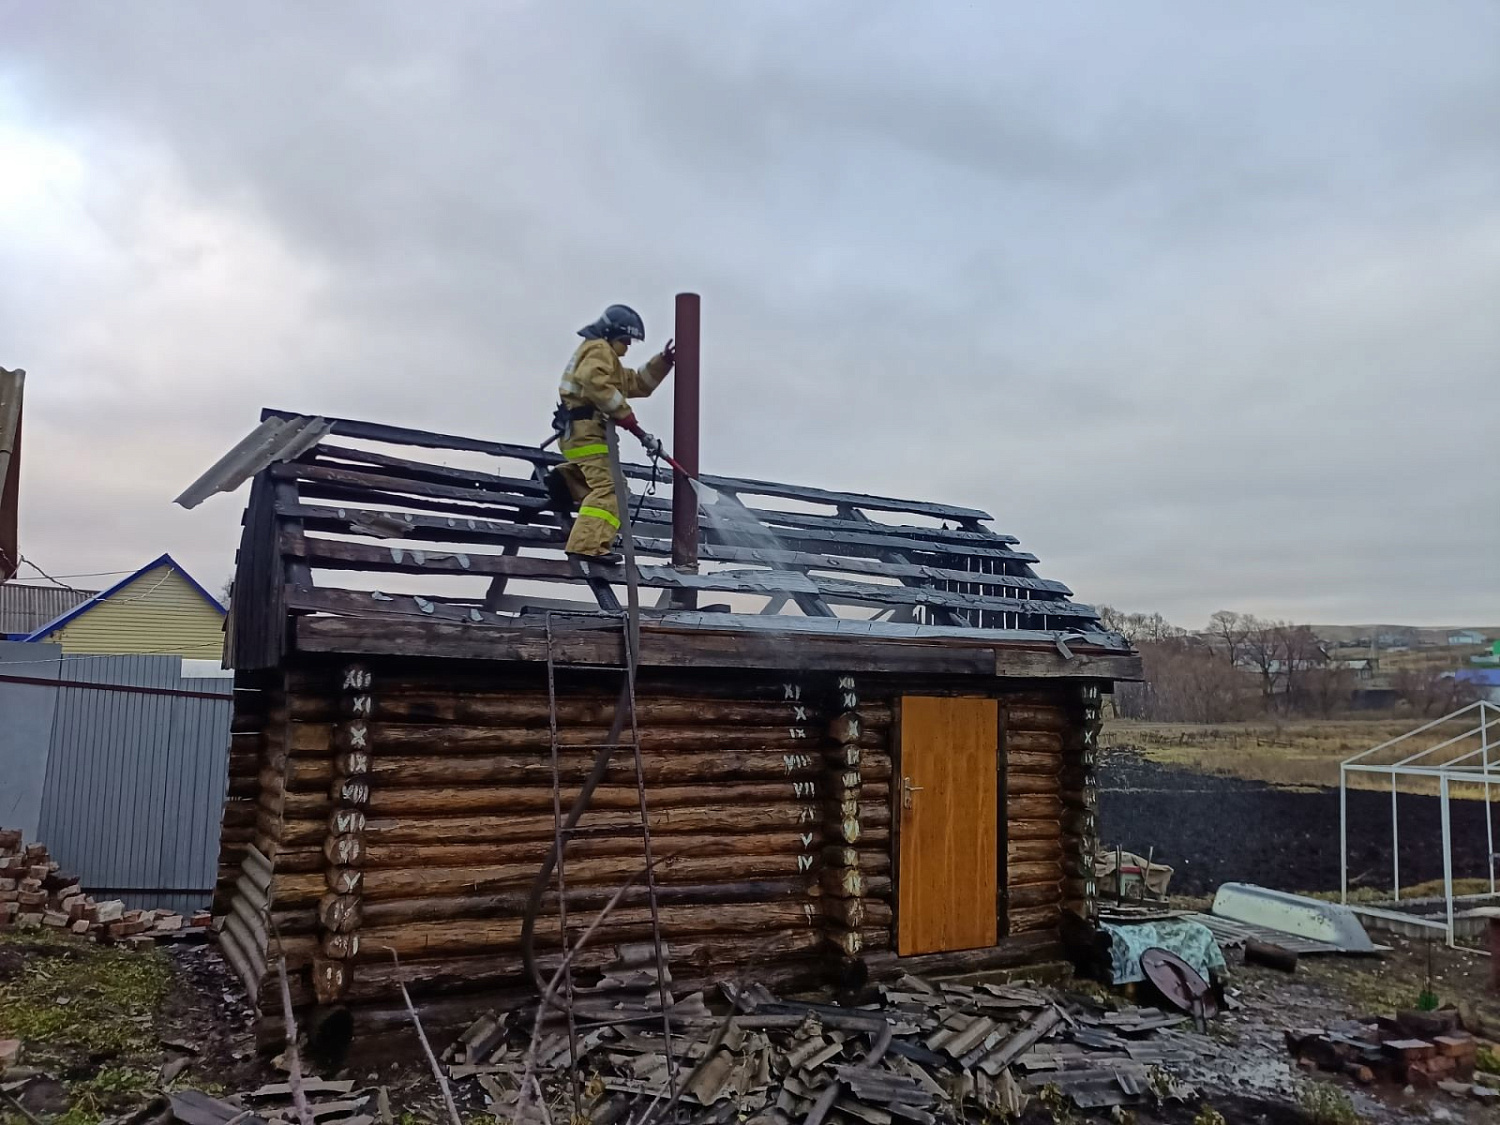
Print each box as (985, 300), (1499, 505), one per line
(902, 776), (925, 810)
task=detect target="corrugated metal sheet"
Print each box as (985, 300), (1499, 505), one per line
(174, 413), (334, 509)
(33, 653), (232, 910)
(0, 639), (62, 839)
(0, 582), (97, 636)
(38, 565), (225, 658)
(1181, 912), (1344, 956)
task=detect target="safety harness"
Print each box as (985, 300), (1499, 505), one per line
(551, 401), (601, 443)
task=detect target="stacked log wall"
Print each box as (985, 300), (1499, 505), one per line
(1000, 690), (1070, 944)
(216, 658), (1099, 1039)
(232, 661), (896, 1030)
(213, 669), (292, 1009)
(1059, 682), (1103, 950)
(217, 670), (268, 914)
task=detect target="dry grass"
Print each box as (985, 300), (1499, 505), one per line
(1107, 717), (1500, 799)
(1302, 877), (1492, 903)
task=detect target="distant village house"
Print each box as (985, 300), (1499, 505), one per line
(3, 553), (225, 658)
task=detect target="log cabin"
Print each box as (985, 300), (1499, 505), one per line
(187, 315), (1137, 1043)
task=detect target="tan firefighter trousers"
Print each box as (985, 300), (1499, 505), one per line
(557, 450), (620, 556)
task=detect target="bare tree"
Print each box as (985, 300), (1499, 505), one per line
(1141, 635), (1250, 722)
(1241, 615), (1283, 710)
(1207, 610), (1249, 667)
(1098, 606), (1183, 646)
(1109, 608), (1250, 722)
(1275, 623), (1325, 708)
(1304, 662), (1355, 717)
(1393, 668), (1482, 716)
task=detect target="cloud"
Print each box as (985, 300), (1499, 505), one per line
(2, 0), (1498, 626)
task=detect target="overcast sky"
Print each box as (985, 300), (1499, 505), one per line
(2, 2), (1497, 627)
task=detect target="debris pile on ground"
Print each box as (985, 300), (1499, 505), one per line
(165, 1080), (380, 1125)
(440, 945), (1202, 1123)
(1286, 1009), (1499, 1102)
(0, 827), (211, 944)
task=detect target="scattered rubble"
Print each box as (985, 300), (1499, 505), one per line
(160, 1081), (374, 1125)
(436, 944), (1202, 1123)
(0, 827), (212, 945)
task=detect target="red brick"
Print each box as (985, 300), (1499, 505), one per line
(1434, 1034), (1477, 1060)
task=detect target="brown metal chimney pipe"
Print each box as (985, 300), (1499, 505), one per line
(671, 293), (701, 575)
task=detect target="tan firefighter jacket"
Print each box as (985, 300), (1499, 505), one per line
(556, 339), (671, 459)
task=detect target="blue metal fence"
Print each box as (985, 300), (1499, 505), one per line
(1, 646), (231, 911)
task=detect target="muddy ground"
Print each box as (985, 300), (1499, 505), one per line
(5, 927), (1498, 1125)
(1099, 747), (1494, 896)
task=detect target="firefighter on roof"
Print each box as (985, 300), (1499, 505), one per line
(548, 304), (673, 564)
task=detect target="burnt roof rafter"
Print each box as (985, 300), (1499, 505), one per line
(194, 409), (1131, 667)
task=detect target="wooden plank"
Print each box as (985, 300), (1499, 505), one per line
(630, 541), (1069, 594)
(288, 538), (1092, 619)
(698, 475), (991, 522)
(290, 612), (1142, 679)
(706, 488), (835, 618)
(272, 462), (546, 509)
(278, 501), (1059, 592)
(263, 409), (994, 520)
(630, 515), (1039, 564)
(655, 502), (1018, 546)
(313, 443), (547, 495)
(283, 500), (564, 545)
(313, 444), (1018, 548)
(229, 475), (285, 670)
(897, 696), (998, 955)
(845, 505), (962, 629)
(865, 931), (1063, 980)
(293, 480), (547, 525)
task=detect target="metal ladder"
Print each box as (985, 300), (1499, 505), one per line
(539, 426), (679, 1106)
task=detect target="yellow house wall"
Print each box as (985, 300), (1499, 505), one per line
(43, 564), (225, 658)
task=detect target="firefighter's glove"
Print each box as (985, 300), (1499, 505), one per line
(661, 339), (676, 373)
(617, 413), (663, 459)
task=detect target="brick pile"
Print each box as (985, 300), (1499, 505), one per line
(0, 827), (210, 947)
(1287, 1010), (1495, 1098)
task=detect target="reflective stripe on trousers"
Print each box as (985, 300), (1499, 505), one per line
(578, 504), (620, 530)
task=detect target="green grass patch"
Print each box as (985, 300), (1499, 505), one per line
(47, 1066), (160, 1125)
(0, 932), (171, 1059)
(0, 932), (172, 1125)
(1296, 1081), (1362, 1125)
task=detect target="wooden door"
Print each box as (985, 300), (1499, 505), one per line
(897, 696), (998, 955)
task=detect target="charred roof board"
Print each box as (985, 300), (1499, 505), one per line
(204, 409), (1133, 671)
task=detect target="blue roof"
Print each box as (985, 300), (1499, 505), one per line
(1455, 669), (1500, 687)
(21, 553), (224, 641)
